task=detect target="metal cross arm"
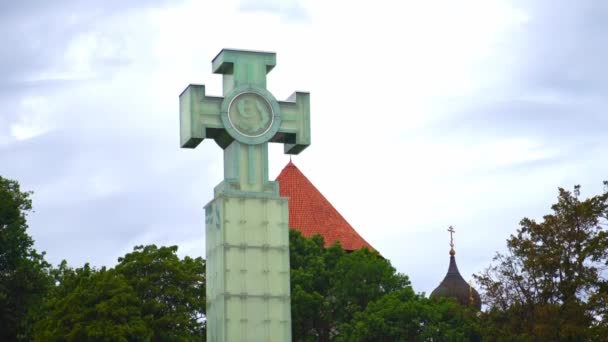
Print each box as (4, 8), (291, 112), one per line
(180, 85), (310, 154)
(179, 84), (231, 149)
(274, 91), (310, 155)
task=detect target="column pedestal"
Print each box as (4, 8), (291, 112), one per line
(205, 193), (292, 342)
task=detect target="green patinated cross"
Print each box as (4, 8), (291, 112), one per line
(180, 49), (310, 194)
(180, 49), (309, 341)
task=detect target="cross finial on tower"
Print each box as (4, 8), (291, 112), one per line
(448, 225), (456, 255)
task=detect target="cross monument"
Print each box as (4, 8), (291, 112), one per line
(180, 49), (310, 342)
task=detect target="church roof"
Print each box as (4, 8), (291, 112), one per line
(430, 249), (481, 310)
(275, 161), (375, 251)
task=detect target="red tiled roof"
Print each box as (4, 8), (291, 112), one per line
(276, 161), (375, 251)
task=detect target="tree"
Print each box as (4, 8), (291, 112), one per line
(115, 245), (206, 341)
(34, 245), (206, 341)
(34, 265), (152, 341)
(0, 176), (52, 341)
(289, 231), (330, 341)
(339, 289), (481, 341)
(289, 230), (411, 341)
(475, 183), (608, 341)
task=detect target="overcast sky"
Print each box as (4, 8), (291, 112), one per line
(1, 0), (607, 295)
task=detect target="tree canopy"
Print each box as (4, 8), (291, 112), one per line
(0, 176), (52, 341)
(34, 264), (151, 341)
(289, 229), (409, 341)
(475, 183), (608, 341)
(34, 246), (206, 341)
(289, 229), (480, 341)
(340, 288), (481, 342)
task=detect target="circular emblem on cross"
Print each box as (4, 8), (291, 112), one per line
(228, 92), (273, 137)
(220, 86), (282, 145)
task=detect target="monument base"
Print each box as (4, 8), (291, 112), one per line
(205, 192), (292, 342)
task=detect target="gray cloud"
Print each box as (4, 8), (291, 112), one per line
(0, 0), (181, 136)
(512, 0), (608, 95)
(428, 0), (608, 159)
(239, 0), (309, 20)
(0, 0), (179, 87)
(1, 124), (212, 267)
(0, 0), (195, 267)
(440, 99), (606, 145)
(0, 1), (176, 17)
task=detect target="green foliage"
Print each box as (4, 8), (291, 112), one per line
(115, 245), (206, 341)
(289, 230), (472, 341)
(34, 265), (151, 341)
(34, 245), (206, 341)
(0, 176), (52, 341)
(339, 289), (481, 342)
(475, 183), (608, 341)
(289, 232), (330, 341)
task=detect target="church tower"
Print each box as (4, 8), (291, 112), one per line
(430, 226), (481, 310)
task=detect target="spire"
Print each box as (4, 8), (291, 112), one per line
(430, 225), (482, 310)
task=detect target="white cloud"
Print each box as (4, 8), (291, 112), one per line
(10, 96), (56, 140)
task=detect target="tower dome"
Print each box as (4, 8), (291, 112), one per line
(430, 226), (481, 310)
